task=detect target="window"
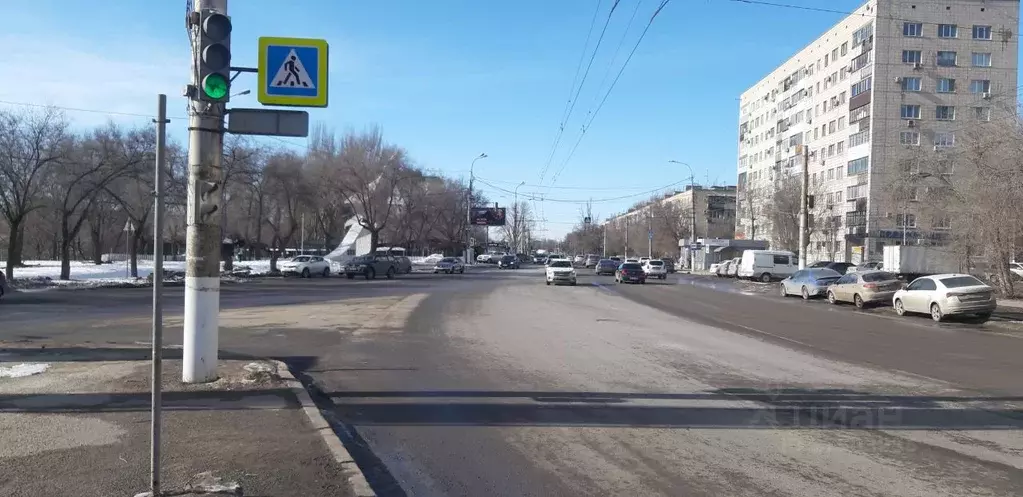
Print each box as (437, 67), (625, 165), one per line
(853, 22), (873, 46)
(829, 120), (836, 133)
(840, 67), (847, 81)
(814, 128), (819, 139)
(806, 109), (813, 121)
(970, 79), (990, 94)
(934, 132), (955, 147)
(840, 91), (846, 103)
(937, 24), (958, 38)
(832, 48), (839, 60)
(934, 216), (952, 230)
(936, 78), (955, 93)
(847, 157), (869, 175)
(973, 25), (992, 40)
(974, 107), (991, 121)
(902, 50), (922, 64)
(850, 52), (871, 72)
(841, 42), (848, 56)
(936, 51), (957, 67)
(936, 106), (955, 120)
(827, 168), (835, 180)
(937, 160), (954, 176)
(903, 22), (923, 37)
(812, 172), (817, 184)
(972, 52), (992, 67)
(847, 183), (868, 199)
(835, 190), (842, 202)
(901, 77), (922, 91)
(825, 54), (829, 67)
(907, 278), (936, 291)
(851, 77), (872, 97)
(900, 131), (920, 145)
(773, 254), (791, 265)
(896, 213), (917, 228)
(828, 144), (835, 157)
(900, 104), (921, 119)
(838, 117), (845, 129)
(837, 141), (844, 154)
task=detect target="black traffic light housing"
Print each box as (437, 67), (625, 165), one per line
(197, 9), (232, 103)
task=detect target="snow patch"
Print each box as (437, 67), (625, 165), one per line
(0, 363), (50, 378)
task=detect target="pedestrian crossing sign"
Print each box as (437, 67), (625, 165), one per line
(257, 37), (329, 107)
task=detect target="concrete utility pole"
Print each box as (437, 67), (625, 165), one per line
(513, 181), (525, 253)
(798, 144), (810, 269)
(466, 153), (486, 264)
(668, 160), (698, 270)
(624, 217), (630, 257)
(183, 0), (230, 383)
(647, 211), (652, 258)
(602, 223), (607, 257)
(150, 93), (169, 497)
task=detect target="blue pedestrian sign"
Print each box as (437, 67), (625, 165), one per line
(257, 37), (329, 107)
(648, 230), (654, 240)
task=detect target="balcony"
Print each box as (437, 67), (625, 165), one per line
(846, 212), (867, 228)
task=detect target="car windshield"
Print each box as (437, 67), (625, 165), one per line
(648, 260), (664, 266)
(940, 276), (985, 288)
(501, 256), (515, 262)
(862, 271), (897, 282)
(549, 260), (572, 268)
(440, 258), (457, 263)
(291, 256), (310, 262)
(621, 263), (642, 270)
(350, 256), (372, 263)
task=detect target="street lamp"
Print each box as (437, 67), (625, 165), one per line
(668, 160), (699, 270)
(513, 181), (525, 253)
(466, 153), (488, 264)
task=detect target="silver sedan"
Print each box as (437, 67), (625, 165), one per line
(780, 268), (843, 300)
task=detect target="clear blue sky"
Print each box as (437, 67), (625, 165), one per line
(1, 0), (971, 238)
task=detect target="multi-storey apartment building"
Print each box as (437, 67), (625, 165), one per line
(735, 0), (1018, 263)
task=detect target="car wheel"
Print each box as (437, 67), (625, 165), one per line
(545, 279), (551, 286)
(760, 273), (772, 283)
(386, 267), (396, 279)
(346, 274), (355, 279)
(780, 284), (788, 297)
(801, 286), (810, 300)
(301, 268), (310, 278)
(640, 279), (646, 284)
(322, 267), (330, 278)
(365, 268), (375, 280)
(570, 281), (577, 286)
(976, 312), (993, 322)
(827, 291), (837, 304)
(459, 267), (465, 274)
(930, 303), (944, 322)
(853, 294), (865, 309)
(894, 299), (905, 316)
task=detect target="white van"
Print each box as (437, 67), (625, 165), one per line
(738, 250), (798, 282)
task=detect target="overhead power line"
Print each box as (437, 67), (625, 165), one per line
(475, 176), (689, 204)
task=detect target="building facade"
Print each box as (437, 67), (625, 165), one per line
(736, 0), (1019, 263)
(604, 185), (737, 253)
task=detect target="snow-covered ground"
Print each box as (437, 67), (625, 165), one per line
(2, 260), (274, 290)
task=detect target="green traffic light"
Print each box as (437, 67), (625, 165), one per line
(202, 73), (229, 100)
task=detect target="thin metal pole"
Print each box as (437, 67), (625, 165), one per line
(150, 93), (168, 497)
(798, 144), (810, 269)
(301, 213), (305, 254)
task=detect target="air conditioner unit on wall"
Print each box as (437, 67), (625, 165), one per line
(983, 92), (992, 99)
(907, 120), (916, 127)
(913, 62), (923, 70)
(894, 77), (903, 83)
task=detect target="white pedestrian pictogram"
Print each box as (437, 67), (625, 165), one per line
(271, 49), (315, 89)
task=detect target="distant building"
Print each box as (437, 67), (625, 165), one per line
(604, 185), (737, 243)
(736, 0), (1019, 263)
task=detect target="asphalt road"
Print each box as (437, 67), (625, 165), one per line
(5, 266), (1023, 496)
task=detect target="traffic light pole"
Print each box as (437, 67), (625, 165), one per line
(183, 0), (227, 383)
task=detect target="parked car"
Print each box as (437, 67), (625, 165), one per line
(780, 268), (842, 299)
(615, 262), (646, 284)
(573, 254), (586, 265)
(827, 270), (902, 308)
(584, 254), (600, 268)
(809, 261), (856, 275)
(893, 274), (997, 322)
(279, 255), (331, 278)
(738, 250), (798, 282)
(393, 255), (413, 274)
(726, 257), (741, 277)
(545, 259), (577, 286)
(595, 259), (618, 276)
(344, 255), (399, 280)
(643, 259), (667, 280)
(716, 260), (733, 277)
(708, 262), (723, 274)
(433, 257), (465, 274)
(498, 255), (520, 269)
(1011, 262), (1023, 279)
(850, 261), (884, 273)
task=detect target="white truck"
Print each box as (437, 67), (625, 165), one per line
(882, 245), (961, 277)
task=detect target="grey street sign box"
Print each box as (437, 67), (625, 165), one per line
(226, 108), (309, 137)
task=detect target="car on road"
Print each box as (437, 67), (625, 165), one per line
(615, 262), (646, 284)
(573, 255), (586, 265)
(809, 261), (856, 275)
(584, 254), (600, 268)
(738, 250), (798, 282)
(279, 255), (331, 278)
(477, 252), (506, 264)
(545, 254), (565, 266)
(662, 257), (677, 274)
(497, 255), (520, 269)
(827, 270), (902, 308)
(726, 257), (741, 277)
(779, 268), (842, 300)
(433, 257), (465, 274)
(643, 259), (667, 280)
(893, 274), (997, 322)
(545, 259), (577, 286)
(594, 259), (618, 276)
(625, 258), (640, 264)
(609, 256), (623, 265)
(850, 261), (884, 273)
(344, 255), (399, 280)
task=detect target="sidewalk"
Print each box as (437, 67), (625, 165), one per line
(0, 346), (356, 497)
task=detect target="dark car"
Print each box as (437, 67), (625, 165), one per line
(662, 257), (677, 274)
(615, 262), (646, 284)
(595, 259), (618, 276)
(498, 255), (520, 269)
(810, 261), (856, 275)
(343, 255), (399, 280)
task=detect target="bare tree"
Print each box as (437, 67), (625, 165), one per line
(96, 125), (157, 277)
(648, 195), (693, 256)
(0, 108), (69, 279)
(335, 128), (408, 252)
(736, 174), (767, 240)
(263, 151), (307, 271)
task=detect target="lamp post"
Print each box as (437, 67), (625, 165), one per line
(668, 160), (699, 270)
(513, 181), (525, 253)
(466, 153), (487, 264)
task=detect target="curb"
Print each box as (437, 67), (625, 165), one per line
(273, 360), (376, 497)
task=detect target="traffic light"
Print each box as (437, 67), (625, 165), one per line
(197, 9), (232, 102)
(191, 179), (220, 224)
(808, 194), (815, 209)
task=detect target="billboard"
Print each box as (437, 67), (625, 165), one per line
(470, 207), (506, 226)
